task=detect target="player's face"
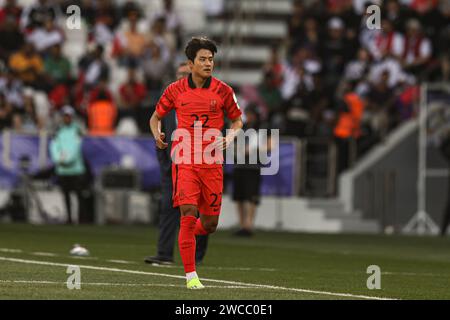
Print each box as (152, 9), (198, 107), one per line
(191, 49), (214, 78)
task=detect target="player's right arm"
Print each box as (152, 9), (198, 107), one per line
(149, 83), (177, 149)
(149, 111), (168, 149)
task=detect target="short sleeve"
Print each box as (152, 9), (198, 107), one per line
(155, 84), (176, 118)
(223, 86), (242, 120)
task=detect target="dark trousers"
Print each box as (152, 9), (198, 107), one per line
(156, 166), (209, 262)
(57, 174), (86, 224)
(440, 166), (450, 236)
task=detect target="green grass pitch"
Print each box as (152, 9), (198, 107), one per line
(0, 223), (449, 300)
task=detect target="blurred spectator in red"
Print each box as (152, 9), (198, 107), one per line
(0, 0), (23, 27)
(45, 44), (72, 110)
(87, 81), (117, 136)
(0, 15), (25, 63)
(368, 19), (404, 61)
(27, 16), (64, 55)
(410, 0), (438, 13)
(112, 6), (146, 67)
(263, 46), (283, 89)
(0, 92), (13, 131)
(88, 78), (113, 105)
(20, 0), (60, 32)
(400, 18), (432, 76)
(8, 42), (44, 89)
(119, 68), (146, 110)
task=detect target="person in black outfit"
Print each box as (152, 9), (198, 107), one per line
(440, 131), (450, 236)
(232, 106), (268, 237)
(145, 62), (208, 265)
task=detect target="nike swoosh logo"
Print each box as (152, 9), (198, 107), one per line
(181, 102), (190, 106)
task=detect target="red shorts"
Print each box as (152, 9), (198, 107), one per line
(172, 164), (223, 216)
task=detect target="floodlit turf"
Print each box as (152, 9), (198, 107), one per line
(1, 223), (450, 300)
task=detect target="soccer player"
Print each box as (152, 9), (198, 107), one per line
(149, 37), (243, 289)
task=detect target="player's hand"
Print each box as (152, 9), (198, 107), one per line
(155, 132), (168, 149)
(212, 135), (233, 151)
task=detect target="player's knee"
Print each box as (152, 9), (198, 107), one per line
(180, 206), (197, 217)
(204, 221), (218, 234)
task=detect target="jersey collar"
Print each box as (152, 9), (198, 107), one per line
(188, 74), (212, 89)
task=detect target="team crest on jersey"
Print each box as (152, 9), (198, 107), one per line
(210, 100), (218, 112)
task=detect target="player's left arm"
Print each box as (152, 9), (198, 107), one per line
(214, 87), (244, 150)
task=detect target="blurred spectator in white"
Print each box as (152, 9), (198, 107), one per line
(368, 52), (413, 89)
(84, 0), (120, 46)
(142, 39), (171, 100)
(364, 70), (396, 138)
(8, 42), (44, 89)
(0, 14), (25, 63)
(20, 0), (60, 33)
(368, 19), (404, 61)
(26, 16), (64, 54)
(151, 0), (182, 49)
(146, 16), (176, 58)
(12, 88), (41, 133)
(77, 44), (110, 89)
(0, 0), (23, 27)
(400, 19), (432, 76)
(0, 68), (23, 109)
(202, 0), (224, 17)
(343, 47), (371, 82)
(112, 5), (146, 67)
(0, 92), (13, 131)
(281, 47), (315, 101)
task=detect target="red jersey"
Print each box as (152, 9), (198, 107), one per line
(155, 74), (242, 167)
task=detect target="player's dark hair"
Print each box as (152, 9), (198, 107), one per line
(185, 37), (218, 62)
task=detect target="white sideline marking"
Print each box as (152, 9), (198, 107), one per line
(152, 264), (276, 272)
(0, 248), (22, 253)
(106, 259), (137, 264)
(32, 252), (58, 257)
(0, 256), (396, 300)
(0, 280), (252, 289)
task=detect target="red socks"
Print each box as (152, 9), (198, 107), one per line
(178, 216), (197, 273)
(194, 218), (208, 236)
(179, 216), (209, 274)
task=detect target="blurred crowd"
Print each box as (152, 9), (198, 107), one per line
(0, 0), (449, 167)
(0, 0), (182, 135)
(239, 0), (450, 171)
